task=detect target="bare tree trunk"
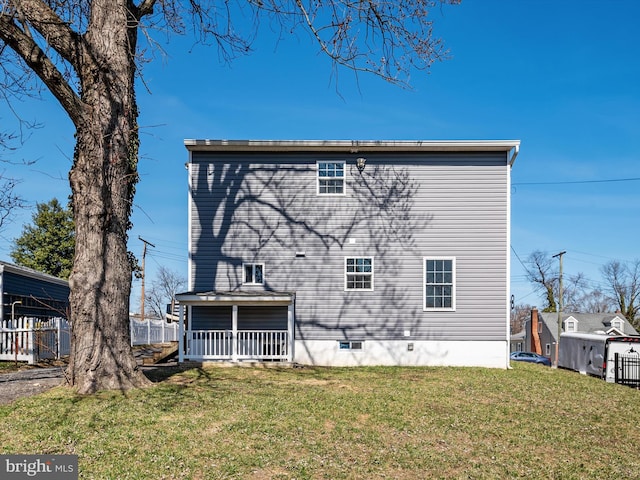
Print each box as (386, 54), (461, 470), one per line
(66, 0), (149, 393)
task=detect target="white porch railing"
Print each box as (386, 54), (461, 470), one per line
(130, 318), (179, 345)
(0, 317), (70, 364)
(186, 329), (289, 361)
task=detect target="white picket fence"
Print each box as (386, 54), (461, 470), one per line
(0, 316), (178, 364)
(130, 318), (179, 346)
(0, 317), (71, 365)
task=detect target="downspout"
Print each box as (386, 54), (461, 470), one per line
(506, 157), (512, 366)
(186, 150), (193, 292)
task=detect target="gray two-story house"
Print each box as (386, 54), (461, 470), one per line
(176, 139), (520, 368)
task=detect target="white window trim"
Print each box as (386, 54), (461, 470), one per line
(564, 317), (578, 333)
(611, 317), (624, 331)
(344, 257), (374, 291)
(242, 263), (265, 285)
(423, 256), (456, 311)
(316, 160), (346, 196)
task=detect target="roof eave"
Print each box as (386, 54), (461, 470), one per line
(184, 139), (521, 155)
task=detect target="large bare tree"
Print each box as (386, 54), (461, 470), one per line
(525, 251), (558, 313)
(0, 0), (459, 393)
(144, 266), (186, 320)
(601, 260), (640, 328)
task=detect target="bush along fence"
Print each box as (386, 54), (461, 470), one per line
(130, 317), (179, 346)
(0, 317), (70, 364)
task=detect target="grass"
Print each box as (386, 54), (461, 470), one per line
(1, 363), (639, 479)
(0, 361), (19, 372)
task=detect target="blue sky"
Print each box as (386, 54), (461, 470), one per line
(1, 0), (639, 311)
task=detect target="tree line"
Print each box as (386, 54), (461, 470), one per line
(516, 250), (640, 331)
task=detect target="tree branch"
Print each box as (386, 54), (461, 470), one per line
(135, 0), (157, 19)
(0, 12), (85, 122)
(9, 0), (81, 67)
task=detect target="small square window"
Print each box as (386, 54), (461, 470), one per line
(243, 263), (264, 285)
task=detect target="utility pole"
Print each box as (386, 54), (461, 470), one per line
(138, 236), (155, 322)
(552, 251), (566, 367)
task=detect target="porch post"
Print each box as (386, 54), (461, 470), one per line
(178, 303), (184, 363)
(287, 302), (294, 362)
(232, 304), (238, 362)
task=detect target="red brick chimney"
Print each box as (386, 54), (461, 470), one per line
(531, 307), (542, 354)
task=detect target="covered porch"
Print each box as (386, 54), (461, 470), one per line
(175, 291), (295, 363)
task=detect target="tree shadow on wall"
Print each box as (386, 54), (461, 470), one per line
(191, 159), (434, 361)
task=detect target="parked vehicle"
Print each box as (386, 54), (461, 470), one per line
(558, 332), (640, 384)
(510, 351), (552, 366)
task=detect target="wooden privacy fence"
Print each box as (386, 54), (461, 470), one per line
(130, 318), (179, 346)
(0, 317), (70, 364)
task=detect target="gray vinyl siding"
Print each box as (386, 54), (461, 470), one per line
(189, 152), (509, 342)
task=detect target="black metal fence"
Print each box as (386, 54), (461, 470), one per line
(614, 353), (640, 388)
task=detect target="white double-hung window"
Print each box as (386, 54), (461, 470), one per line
(243, 263), (264, 285)
(345, 257), (374, 291)
(317, 161), (345, 195)
(424, 257), (456, 311)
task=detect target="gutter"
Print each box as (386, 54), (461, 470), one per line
(509, 143), (520, 167)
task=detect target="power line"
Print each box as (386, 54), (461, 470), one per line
(511, 245), (533, 278)
(513, 176), (640, 186)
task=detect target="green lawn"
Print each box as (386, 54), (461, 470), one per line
(1, 363), (638, 479)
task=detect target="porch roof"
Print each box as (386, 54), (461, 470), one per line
(175, 290), (295, 306)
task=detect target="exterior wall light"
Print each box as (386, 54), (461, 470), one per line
(356, 157), (367, 172)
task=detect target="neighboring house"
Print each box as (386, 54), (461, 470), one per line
(0, 261), (70, 322)
(176, 139), (520, 368)
(525, 307), (639, 359)
(510, 330), (525, 353)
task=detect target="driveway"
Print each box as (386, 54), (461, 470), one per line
(0, 367), (65, 405)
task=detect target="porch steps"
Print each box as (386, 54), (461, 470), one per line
(141, 342), (179, 365)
